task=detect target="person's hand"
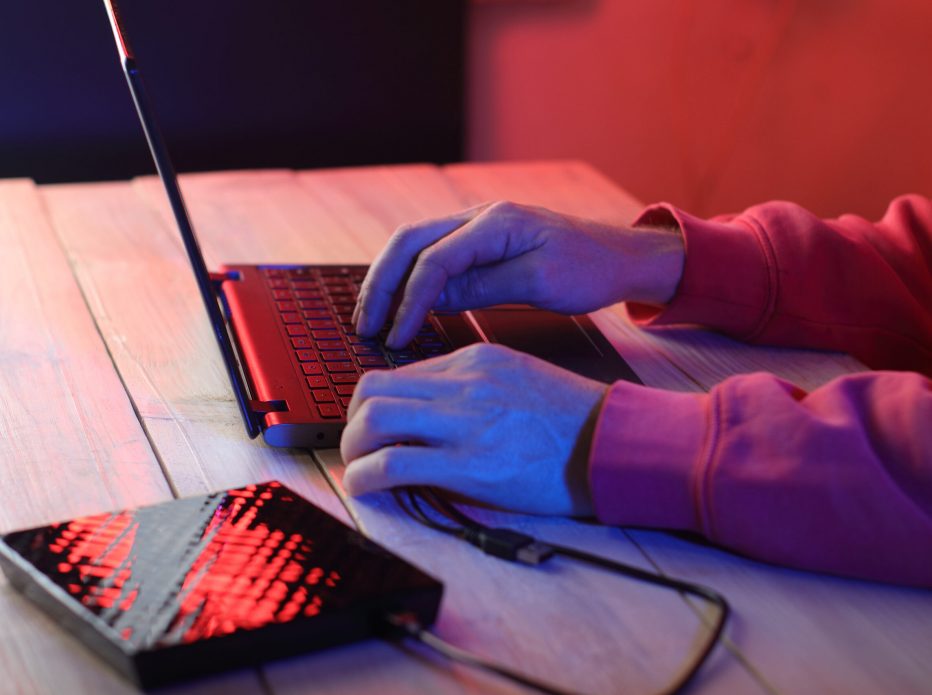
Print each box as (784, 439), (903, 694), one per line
(340, 343), (608, 516)
(353, 200), (684, 349)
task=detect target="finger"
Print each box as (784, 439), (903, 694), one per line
(340, 397), (458, 463)
(386, 208), (545, 347)
(343, 446), (454, 496)
(355, 204), (490, 336)
(347, 368), (459, 420)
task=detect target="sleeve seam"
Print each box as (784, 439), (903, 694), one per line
(743, 216), (780, 342)
(695, 388), (723, 539)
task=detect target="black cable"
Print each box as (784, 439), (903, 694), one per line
(542, 541), (729, 695)
(386, 612), (578, 695)
(384, 486), (730, 695)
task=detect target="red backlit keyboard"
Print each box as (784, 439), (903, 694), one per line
(265, 266), (453, 419)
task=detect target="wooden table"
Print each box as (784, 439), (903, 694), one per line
(1, 162), (929, 694)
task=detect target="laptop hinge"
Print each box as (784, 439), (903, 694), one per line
(209, 271), (242, 286)
(249, 399), (289, 415)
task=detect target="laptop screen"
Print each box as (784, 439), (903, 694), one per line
(102, 0), (261, 437)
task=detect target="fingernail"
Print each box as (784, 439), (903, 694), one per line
(356, 308), (368, 335)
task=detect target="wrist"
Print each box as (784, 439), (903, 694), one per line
(621, 223), (685, 306)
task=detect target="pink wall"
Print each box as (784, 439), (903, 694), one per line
(467, 0), (932, 219)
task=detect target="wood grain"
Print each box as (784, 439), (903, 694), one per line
(627, 529), (932, 695)
(0, 180), (170, 530)
(40, 179), (347, 524)
(0, 180), (239, 694)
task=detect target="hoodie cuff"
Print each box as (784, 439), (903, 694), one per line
(626, 203), (775, 341)
(588, 380), (710, 531)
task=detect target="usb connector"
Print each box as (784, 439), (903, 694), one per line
(462, 528), (555, 564)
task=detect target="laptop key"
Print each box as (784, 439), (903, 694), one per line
(335, 384), (355, 396)
(287, 324), (308, 336)
(281, 312), (302, 324)
(302, 363), (323, 375)
(346, 335), (376, 345)
(312, 389), (335, 403)
(308, 319), (337, 329)
(291, 337), (311, 349)
(330, 373), (359, 384)
(358, 355), (388, 367)
(320, 350), (350, 361)
(326, 361), (357, 373)
(306, 375), (327, 388)
(295, 350), (317, 362)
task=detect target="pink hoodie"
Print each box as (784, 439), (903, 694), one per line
(589, 195), (932, 586)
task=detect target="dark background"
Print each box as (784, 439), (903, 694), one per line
(1, 1), (465, 183)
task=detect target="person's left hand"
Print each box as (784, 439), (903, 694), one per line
(340, 343), (607, 516)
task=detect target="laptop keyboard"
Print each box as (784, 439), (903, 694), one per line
(264, 266), (453, 419)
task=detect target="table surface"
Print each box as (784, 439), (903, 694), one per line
(1, 161), (929, 695)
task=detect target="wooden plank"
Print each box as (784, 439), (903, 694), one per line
(41, 177), (348, 524)
(131, 169), (372, 267)
(626, 529), (932, 694)
(0, 180), (170, 528)
(297, 163), (476, 236)
(0, 180), (178, 694)
(441, 161), (932, 694)
(443, 160), (645, 226)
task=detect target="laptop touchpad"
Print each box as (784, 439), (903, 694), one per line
(471, 307), (641, 385)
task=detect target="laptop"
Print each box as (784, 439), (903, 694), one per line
(102, 0), (641, 449)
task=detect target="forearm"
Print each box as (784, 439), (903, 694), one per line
(628, 195), (932, 372)
(589, 371), (932, 586)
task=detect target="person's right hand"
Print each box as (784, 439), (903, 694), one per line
(353, 201), (685, 349)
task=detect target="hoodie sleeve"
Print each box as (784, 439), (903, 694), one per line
(588, 196), (932, 586)
(626, 194), (932, 372)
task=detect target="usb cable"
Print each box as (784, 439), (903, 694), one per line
(383, 487), (730, 695)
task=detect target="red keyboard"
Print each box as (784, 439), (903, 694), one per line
(265, 266), (453, 419)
